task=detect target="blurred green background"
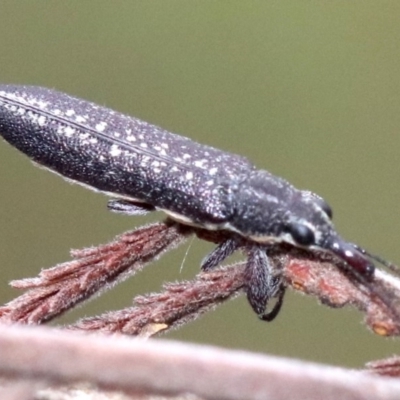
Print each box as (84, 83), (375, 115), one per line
(0, 1), (399, 368)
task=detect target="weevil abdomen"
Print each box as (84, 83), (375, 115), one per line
(0, 86), (255, 226)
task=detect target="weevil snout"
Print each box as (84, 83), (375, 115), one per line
(289, 191), (375, 279)
(325, 236), (375, 279)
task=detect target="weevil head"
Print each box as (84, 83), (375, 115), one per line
(283, 190), (375, 278)
(230, 170), (375, 278)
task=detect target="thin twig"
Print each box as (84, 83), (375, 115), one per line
(69, 263), (245, 335)
(0, 324), (399, 400)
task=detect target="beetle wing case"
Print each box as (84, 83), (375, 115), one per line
(0, 86), (257, 226)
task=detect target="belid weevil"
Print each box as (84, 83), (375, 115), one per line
(0, 85), (397, 321)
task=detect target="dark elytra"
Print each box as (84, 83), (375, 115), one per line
(0, 86), (384, 320)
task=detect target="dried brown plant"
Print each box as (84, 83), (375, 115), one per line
(0, 221), (191, 324)
(0, 219), (399, 339)
(367, 356), (400, 378)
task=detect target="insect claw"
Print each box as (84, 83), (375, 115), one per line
(259, 288), (286, 322)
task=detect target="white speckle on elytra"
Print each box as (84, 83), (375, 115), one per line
(185, 172), (194, 180)
(96, 122), (107, 132)
(127, 135), (136, 142)
(153, 168), (161, 173)
(159, 149), (167, 156)
(36, 100), (48, 109)
(37, 116), (47, 126)
(183, 154), (191, 159)
(53, 109), (61, 115)
(140, 143), (148, 148)
(161, 143), (169, 149)
(193, 160), (206, 168)
(75, 115), (87, 123)
(209, 167), (218, 175)
(80, 133), (90, 140)
(17, 108), (26, 115)
(64, 126), (76, 137)
(206, 180), (214, 186)
(89, 137), (98, 144)
(171, 166), (179, 172)
(66, 109), (75, 117)
(152, 161), (160, 167)
(28, 98), (46, 109)
(141, 156), (150, 165)
(114, 132), (121, 137)
(110, 145), (121, 157)
(2, 92), (17, 101)
(345, 250), (354, 258)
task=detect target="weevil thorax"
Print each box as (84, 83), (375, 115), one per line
(229, 170), (375, 278)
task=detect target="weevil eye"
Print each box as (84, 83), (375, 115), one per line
(318, 199), (333, 219)
(302, 191), (333, 219)
(287, 222), (315, 246)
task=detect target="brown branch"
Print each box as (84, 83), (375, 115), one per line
(69, 247), (400, 337)
(0, 222), (190, 324)
(283, 249), (400, 336)
(69, 263), (244, 335)
(0, 324), (400, 400)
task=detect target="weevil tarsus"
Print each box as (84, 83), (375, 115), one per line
(260, 287), (286, 322)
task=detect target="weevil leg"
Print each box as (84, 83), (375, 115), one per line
(107, 199), (155, 215)
(245, 246), (285, 321)
(201, 238), (239, 271)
